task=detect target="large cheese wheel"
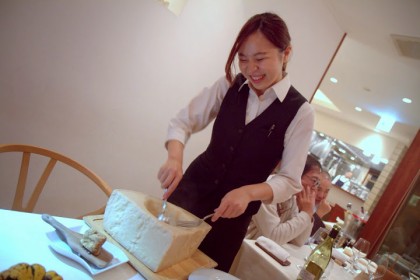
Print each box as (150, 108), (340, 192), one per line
(103, 189), (211, 272)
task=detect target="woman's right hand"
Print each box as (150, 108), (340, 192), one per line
(157, 158), (183, 199)
(157, 140), (184, 199)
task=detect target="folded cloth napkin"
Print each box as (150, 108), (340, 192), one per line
(255, 236), (290, 265)
(332, 248), (349, 263)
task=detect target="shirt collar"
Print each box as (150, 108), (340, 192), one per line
(239, 73), (291, 102)
(271, 73), (291, 102)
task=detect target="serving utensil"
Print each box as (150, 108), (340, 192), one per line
(42, 214), (113, 268)
(176, 213), (214, 228)
(157, 188), (170, 223)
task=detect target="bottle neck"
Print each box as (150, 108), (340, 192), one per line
(329, 228), (339, 239)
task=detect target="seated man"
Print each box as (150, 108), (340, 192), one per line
(246, 155), (321, 246)
(332, 171), (352, 191)
(311, 170), (332, 236)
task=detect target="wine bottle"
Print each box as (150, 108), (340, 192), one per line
(297, 224), (341, 280)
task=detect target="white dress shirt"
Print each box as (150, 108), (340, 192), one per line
(166, 74), (314, 204)
(246, 197), (313, 246)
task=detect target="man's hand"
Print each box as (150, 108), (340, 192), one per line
(316, 199), (331, 218)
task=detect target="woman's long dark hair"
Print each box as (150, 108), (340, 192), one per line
(225, 12), (291, 84)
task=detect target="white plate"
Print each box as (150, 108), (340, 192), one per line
(46, 225), (129, 275)
(189, 268), (239, 280)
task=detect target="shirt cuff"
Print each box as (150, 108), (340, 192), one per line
(166, 127), (189, 147)
(266, 175), (302, 204)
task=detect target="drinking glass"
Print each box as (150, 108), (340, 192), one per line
(307, 227), (330, 249)
(367, 253), (389, 280)
(409, 263), (420, 280)
(347, 237), (370, 274)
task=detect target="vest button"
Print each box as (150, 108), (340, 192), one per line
(214, 179), (219, 185)
(222, 163), (226, 169)
(238, 128), (243, 134)
(229, 146), (234, 152)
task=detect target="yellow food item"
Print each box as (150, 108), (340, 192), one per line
(31, 264), (46, 280)
(0, 263), (62, 280)
(43, 271), (63, 280)
(0, 263), (32, 279)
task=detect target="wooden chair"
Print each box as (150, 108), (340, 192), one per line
(0, 144), (113, 218)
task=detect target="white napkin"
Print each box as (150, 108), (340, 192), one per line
(255, 236), (290, 262)
(332, 248), (349, 263)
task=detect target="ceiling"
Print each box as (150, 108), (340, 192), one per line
(313, 0), (420, 146)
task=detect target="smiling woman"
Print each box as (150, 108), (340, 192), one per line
(157, 12), (315, 272)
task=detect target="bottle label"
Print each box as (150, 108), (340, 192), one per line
(298, 262), (323, 280)
(298, 269), (316, 280)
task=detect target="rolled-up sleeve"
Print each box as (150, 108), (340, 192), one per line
(266, 103), (315, 204)
(166, 76), (229, 146)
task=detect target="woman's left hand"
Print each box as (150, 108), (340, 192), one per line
(211, 188), (252, 222)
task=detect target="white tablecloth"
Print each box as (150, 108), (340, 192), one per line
(230, 239), (354, 280)
(0, 209), (142, 280)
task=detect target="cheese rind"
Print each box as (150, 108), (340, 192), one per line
(103, 189), (211, 272)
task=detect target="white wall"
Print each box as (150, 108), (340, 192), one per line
(0, 0), (344, 217)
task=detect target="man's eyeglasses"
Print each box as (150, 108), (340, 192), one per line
(304, 175), (320, 189)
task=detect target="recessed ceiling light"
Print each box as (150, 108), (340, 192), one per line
(330, 77), (338, 84)
(355, 107), (362, 112)
(402, 97), (412, 104)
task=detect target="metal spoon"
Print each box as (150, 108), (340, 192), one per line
(157, 188), (170, 223)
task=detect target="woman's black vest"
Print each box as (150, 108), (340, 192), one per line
(169, 74), (307, 218)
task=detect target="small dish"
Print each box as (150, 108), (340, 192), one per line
(47, 226), (128, 275)
(189, 268), (240, 280)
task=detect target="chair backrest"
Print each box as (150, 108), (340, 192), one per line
(324, 203), (345, 222)
(0, 144), (113, 218)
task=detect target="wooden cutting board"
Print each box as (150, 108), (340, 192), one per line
(83, 215), (217, 280)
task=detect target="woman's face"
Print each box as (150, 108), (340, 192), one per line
(238, 31), (290, 96)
